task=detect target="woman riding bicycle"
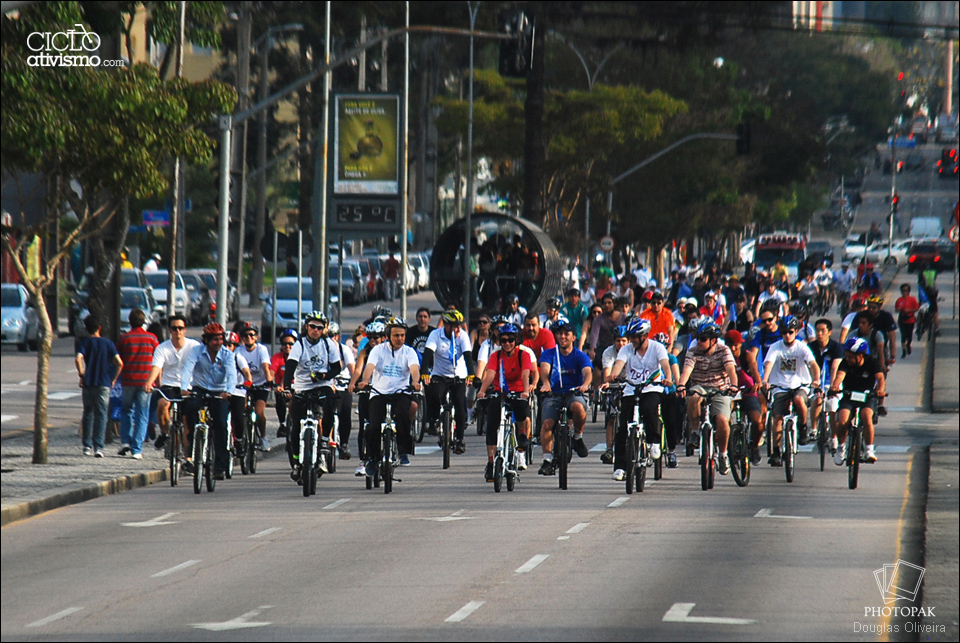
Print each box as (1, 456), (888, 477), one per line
(830, 337), (885, 466)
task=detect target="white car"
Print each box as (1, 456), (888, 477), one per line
(1, 283), (39, 351)
(864, 239), (913, 266)
(409, 253), (430, 290)
(841, 234), (868, 263)
(740, 238), (755, 264)
(145, 270), (189, 318)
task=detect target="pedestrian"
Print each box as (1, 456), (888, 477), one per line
(383, 251), (401, 301)
(75, 315), (123, 457)
(117, 309), (159, 458)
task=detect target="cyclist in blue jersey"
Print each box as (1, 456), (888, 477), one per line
(537, 320), (593, 476)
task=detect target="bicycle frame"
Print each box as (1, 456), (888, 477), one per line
(493, 392), (522, 493)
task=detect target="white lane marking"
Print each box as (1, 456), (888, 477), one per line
(566, 522), (590, 535)
(152, 560), (200, 578)
(1, 414), (17, 424)
(515, 554), (549, 574)
(608, 497), (630, 508)
(249, 528), (282, 539)
(193, 605), (273, 631)
(754, 508), (811, 520)
(323, 498), (351, 510)
(122, 512), (179, 528)
(19, 379), (33, 385)
(445, 601), (485, 623)
(557, 536), (570, 540)
(26, 607), (83, 628)
(589, 443), (607, 452)
(48, 391), (80, 401)
(887, 406), (917, 412)
(415, 446), (441, 454)
(879, 445), (912, 453)
(419, 509), (475, 522)
(662, 602), (756, 625)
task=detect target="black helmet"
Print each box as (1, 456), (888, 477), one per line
(791, 302), (808, 319)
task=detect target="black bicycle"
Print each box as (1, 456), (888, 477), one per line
(430, 375), (466, 470)
(365, 386), (417, 494)
(186, 391), (220, 494)
(841, 390), (881, 490)
(157, 389), (185, 487)
(727, 389), (750, 487)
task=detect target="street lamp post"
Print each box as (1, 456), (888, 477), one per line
(464, 1), (479, 329)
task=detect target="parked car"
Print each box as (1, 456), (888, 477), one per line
(145, 270), (189, 319)
(841, 233), (868, 262)
(903, 152), (925, 171)
(179, 271), (213, 325)
(409, 253), (430, 290)
(75, 287), (161, 340)
(328, 260), (366, 305)
(864, 239), (913, 266)
(907, 240), (956, 273)
(354, 257), (382, 302)
(1, 283), (39, 351)
(803, 240), (835, 268)
(190, 269), (240, 322)
(261, 277), (313, 339)
(937, 148), (959, 178)
(69, 267), (151, 335)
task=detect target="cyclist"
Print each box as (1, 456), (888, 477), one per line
(795, 273), (820, 311)
(356, 317), (422, 476)
(858, 263), (881, 296)
(283, 311), (342, 478)
(761, 316), (820, 463)
(789, 302), (816, 342)
(808, 318), (844, 450)
(606, 318), (673, 481)
(747, 300), (784, 427)
(145, 314), (200, 454)
(327, 322), (356, 460)
(405, 307), (435, 363)
(756, 280), (788, 318)
(271, 329), (297, 438)
(477, 323), (534, 479)
(237, 323), (274, 450)
(522, 312), (557, 361)
(725, 329), (764, 465)
(676, 322), (738, 475)
(598, 325), (630, 465)
(348, 321), (386, 476)
(560, 288), (589, 349)
(894, 284), (920, 358)
(831, 337), (885, 465)
(839, 295), (867, 344)
(849, 312), (888, 375)
(180, 322), (237, 481)
(502, 294), (527, 327)
(639, 291), (677, 350)
(422, 309), (475, 454)
(224, 331), (253, 451)
(699, 291), (726, 328)
(539, 297), (566, 331)
(859, 294), (898, 368)
(813, 260), (834, 310)
(537, 320), (593, 475)
(832, 262), (855, 313)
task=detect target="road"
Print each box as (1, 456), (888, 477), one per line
(1, 145), (955, 641)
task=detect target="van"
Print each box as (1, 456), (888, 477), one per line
(909, 217), (943, 240)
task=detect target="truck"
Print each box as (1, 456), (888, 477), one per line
(753, 232), (806, 281)
(909, 216), (943, 240)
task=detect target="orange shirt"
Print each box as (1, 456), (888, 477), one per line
(640, 308), (676, 346)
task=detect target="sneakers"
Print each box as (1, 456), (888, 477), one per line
(399, 454), (411, 467)
(355, 463), (366, 477)
(667, 452), (678, 468)
(768, 449), (782, 467)
(865, 445), (877, 463)
(901, 349), (907, 359)
(829, 436), (839, 454)
(600, 448), (614, 465)
(484, 461), (494, 482)
(182, 460), (196, 475)
(118, 445), (131, 456)
(214, 470), (225, 481)
(834, 444), (846, 466)
(339, 446), (352, 461)
(453, 440), (466, 455)
(612, 469), (626, 481)
(82, 446), (93, 456)
(94, 450), (105, 458)
(131, 452), (143, 460)
(291, 466), (302, 482)
(517, 451), (527, 471)
(277, 423), (287, 438)
(364, 460), (377, 478)
(749, 445), (762, 465)
(650, 442), (662, 461)
(153, 434), (167, 450)
(538, 459), (556, 476)
(572, 436), (589, 458)
(718, 452), (729, 475)
(260, 436), (271, 451)
(798, 424), (809, 446)
(318, 457), (329, 474)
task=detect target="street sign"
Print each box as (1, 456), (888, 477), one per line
(142, 210), (170, 227)
(599, 235), (615, 252)
(128, 225), (146, 234)
(949, 225), (959, 243)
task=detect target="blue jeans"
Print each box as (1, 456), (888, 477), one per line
(81, 386), (111, 451)
(121, 386), (151, 454)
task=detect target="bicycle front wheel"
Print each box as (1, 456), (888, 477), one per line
(414, 399), (425, 443)
(848, 426), (861, 490)
(730, 423), (750, 487)
(817, 413), (828, 472)
(784, 419), (796, 483)
(636, 439), (646, 493)
(193, 428), (204, 494)
(441, 410), (452, 470)
(383, 432), (394, 495)
(246, 425), (257, 474)
(204, 432), (215, 493)
(557, 422), (569, 490)
(169, 423), (181, 487)
(302, 429), (315, 498)
(700, 425), (713, 491)
(625, 428), (636, 495)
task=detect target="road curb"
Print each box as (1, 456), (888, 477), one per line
(1, 468), (167, 527)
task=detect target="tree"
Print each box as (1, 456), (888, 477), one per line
(1, 1), (235, 463)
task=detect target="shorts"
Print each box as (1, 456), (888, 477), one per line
(688, 385), (732, 420)
(248, 387), (270, 403)
(771, 388), (811, 418)
(541, 393), (588, 423)
(838, 395), (878, 415)
(738, 394), (762, 417)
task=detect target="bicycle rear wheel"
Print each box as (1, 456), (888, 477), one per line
(193, 428), (204, 494)
(493, 455), (504, 493)
(414, 399), (425, 443)
(204, 434), (215, 492)
(784, 419), (796, 483)
(700, 425), (713, 491)
(817, 413), (828, 472)
(169, 422), (181, 487)
(441, 410), (452, 470)
(383, 432), (394, 494)
(848, 426), (861, 490)
(683, 416), (694, 457)
(654, 430), (664, 481)
(302, 430), (315, 498)
(730, 423), (750, 487)
(557, 422), (569, 490)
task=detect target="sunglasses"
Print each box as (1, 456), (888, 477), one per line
(784, 329), (797, 335)
(761, 317), (775, 323)
(169, 325), (186, 331)
(243, 332), (257, 337)
(306, 324), (324, 330)
(500, 336), (517, 343)
(281, 342), (295, 347)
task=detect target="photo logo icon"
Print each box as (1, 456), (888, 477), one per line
(874, 559), (924, 604)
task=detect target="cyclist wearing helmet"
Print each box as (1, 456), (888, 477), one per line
(237, 323), (274, 450)
(537, 320), (593, 475)
(357, 317), (422, 473)
(422, 310), (475, 454)
(855, 295), (898, 367)
(858, 263), (881, 295)
(539, 297), (566, 331)
(598, 325), (630, 464)
(271, 329), (298, 438)
(677, 322), (738, 475)
(180, 322), (238, 480)
(327, 322), (356, 460)
(607, 318), (673, 479)
(502, 294), (527, 327)
(831, 337), (885, 465)
(761, 315), (821, 463)
(348, 321), (386, 475)
(477, 322), (534, 478)
(283, 312), (342, 471)
(639, 291), (676, 350)
(788, 303), (815, 342)
(560, 288), (589, 349)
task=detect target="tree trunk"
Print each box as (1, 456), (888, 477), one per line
(31, 292), (54, 464)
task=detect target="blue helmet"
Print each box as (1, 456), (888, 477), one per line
(699, 322), (722, 340)
(497, 322), (520, 337)
(279, 328), (299, 341)
(843, 337), (869, 355)
(626, 318), (651, 337)
(783, 315), (802, 332)
(615, 325), (630, 338)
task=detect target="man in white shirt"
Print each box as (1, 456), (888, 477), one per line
(144, 314), (201, 451)
(422, 309), (475, 454)
(236, 323), (274, 450)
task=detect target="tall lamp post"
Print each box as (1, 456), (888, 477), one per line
(464, 1), (479, 330)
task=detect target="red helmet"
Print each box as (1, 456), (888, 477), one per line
(226, 331), (240, 345)
(203, 322), (225, 338)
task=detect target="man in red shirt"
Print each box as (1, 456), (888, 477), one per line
(117, 308), (159, 458)
(271, 329), (297, 437)
(639, 291), (677, 349)
(521, 312), (556, 360)
(894, 284), (920, 358)
(383, 252), (401, 301)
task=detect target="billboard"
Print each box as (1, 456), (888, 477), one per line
(333, 94), (400, 195)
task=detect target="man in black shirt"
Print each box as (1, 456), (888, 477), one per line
(831, 337), (885, 465)
(808, 318), (844, 447)
(406, 307), (434, 362)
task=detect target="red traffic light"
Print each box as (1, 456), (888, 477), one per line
(898, 72), (904, 81)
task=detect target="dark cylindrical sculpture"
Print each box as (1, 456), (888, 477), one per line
(430, 214), (562, 316)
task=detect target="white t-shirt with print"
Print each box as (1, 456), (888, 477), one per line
(366, 342), (419, 395)
(289, 337), (342, 391)
(764, 339), (816, 390)
(425, 328), (472, 378)
(616, 341), (669, 396)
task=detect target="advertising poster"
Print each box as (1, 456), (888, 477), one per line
(333, 94), (400, 195)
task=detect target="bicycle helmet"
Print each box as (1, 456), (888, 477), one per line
(279, 328), (299, 341)
(226, 331), (241, 345)
(386, 315), (406, 329)
(843, 336), (870, 355)
(491, 314), (508, 325)
(790, 302), (808, 319)
(698, 322), (722, 340)
(441, 309), (464, 325)
(505, 293), (519, 304)
(615, 324), (630, 338)
(371, 304), (391, 318)
(327, 321), (340, 336)
(304, 310), (327, 325)
(866, 294), (884, 306)
(760, 299), (781, 315)
(202, 322), (225, 338)
(498, 322), (520, 337)
(642, 290), (654, 302)
(365, 321), (386, 337)
(551, 319), (575, 334)
(626, 318), (651, 337)
(615, 295), (632, 307)
(783, 315), (802, 332)
(243, 322), (260, 334)
(546, 296), (562, 310)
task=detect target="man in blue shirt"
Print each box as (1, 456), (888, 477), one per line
(537, 320), (593, 475)
(75, 315), (123, 457)
(181, 322), (237, 479)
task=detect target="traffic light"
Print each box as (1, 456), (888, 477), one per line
(891, 193), (900, 211)
(736, 122), (751, 155)
(499, 12), (532, 78)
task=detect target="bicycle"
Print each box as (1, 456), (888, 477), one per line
(620, 373), (662, 494)
(365, 386), (416, 494)
(187, 392), (220, 494)
(841, 390), (880, 490)
(767, 386), (811, 483)
(430, 375), (466, 470)
(727, 390), (751, 487)
(685, 387), (737, 492)
(602, 382), (625, 464)
(157, 389), (185, 487)
(291, 389), (339, 498)
(814, 389), (833, 472)
(490, 391), (525, 493)
(914, 303), (933, 342)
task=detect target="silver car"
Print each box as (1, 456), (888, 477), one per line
(1, 283), (39, 351)
(75, 287), (161, 340)
(262, 277), (314, 339)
